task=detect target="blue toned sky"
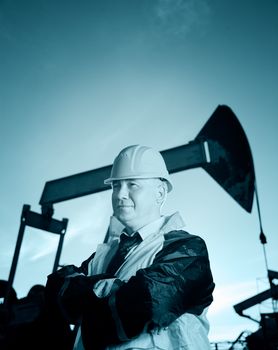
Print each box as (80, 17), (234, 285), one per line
(1, 0), (278, 343)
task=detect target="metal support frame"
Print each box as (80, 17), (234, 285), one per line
(233, 269), (278, 323)
(4, 204), (68, 305)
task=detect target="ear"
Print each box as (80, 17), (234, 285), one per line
(156, 180), (167, 206)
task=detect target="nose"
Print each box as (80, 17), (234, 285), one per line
(113, 182), (129, 200)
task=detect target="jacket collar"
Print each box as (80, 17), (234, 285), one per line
(108, 212), (185, 241)
(161, 211), (185, 233)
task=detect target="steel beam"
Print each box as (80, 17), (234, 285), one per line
(39, 141), (207, 212)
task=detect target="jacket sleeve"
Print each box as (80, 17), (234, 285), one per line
(81, 230), (215, 348)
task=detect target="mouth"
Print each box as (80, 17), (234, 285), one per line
(117, 205), (133, 208)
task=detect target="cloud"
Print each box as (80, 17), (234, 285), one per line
(21, 230), (60, 261)
(153, 0), (211, 36)
(209, 280), (259, 315)
(209, 323), (255, 343)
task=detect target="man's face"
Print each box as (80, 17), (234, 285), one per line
(112, 178), (162, 233)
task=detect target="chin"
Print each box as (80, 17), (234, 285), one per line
(116, 214), (132, 225)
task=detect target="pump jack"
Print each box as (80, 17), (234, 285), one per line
(1, 104), (276, 348)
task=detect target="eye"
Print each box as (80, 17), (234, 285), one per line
(112, 182), (120, 190)
(129, 182), (139, 189)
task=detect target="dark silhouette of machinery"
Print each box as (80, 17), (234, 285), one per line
(1, 105), (276, 349)
(233, 270), (278, 350)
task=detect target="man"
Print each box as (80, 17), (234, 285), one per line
(45, 144), (215, 350)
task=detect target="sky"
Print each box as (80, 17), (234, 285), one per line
(1, 0), (278, 344)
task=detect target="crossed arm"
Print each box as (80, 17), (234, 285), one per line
(46, 231), (215, 350)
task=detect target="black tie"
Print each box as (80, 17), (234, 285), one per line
(106, 232), (142, 274)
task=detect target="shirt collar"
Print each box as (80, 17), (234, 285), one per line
(122, 216), (165, 241)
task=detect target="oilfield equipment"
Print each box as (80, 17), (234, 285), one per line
(1, 105), (277, 349)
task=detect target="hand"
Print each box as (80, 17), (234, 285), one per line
(48, 264), (81, 279)
(57, 275), (94, 323)
(46, 264), (81, 296)
(57, 274), (114, 324)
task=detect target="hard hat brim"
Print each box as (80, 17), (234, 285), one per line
(104, 175), (173, 193)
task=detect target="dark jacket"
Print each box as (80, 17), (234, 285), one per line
(73, 212), (215, 350)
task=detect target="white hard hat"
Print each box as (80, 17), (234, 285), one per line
(104, 145), (173, 192)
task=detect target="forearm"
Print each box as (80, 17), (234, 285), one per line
(48, 234), (214, 349)
(81, 255), (214, 348)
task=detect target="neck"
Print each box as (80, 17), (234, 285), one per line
(124, 214), (162, 235)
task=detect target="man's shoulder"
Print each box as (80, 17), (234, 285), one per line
(153, 229), (208, 262)
(163, 229), (202, 243)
